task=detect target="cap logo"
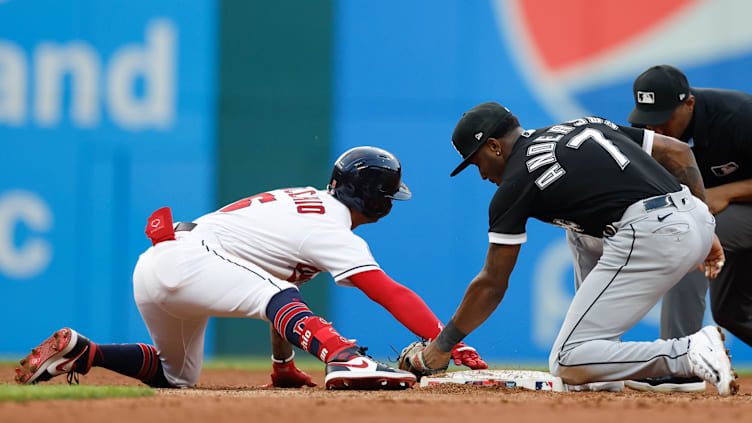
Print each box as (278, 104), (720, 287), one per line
(637, 91), (655, 104)
(474, 132), (483, 141)
(679, 93), (686, 101)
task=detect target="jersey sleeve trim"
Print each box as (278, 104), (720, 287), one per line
(488, 232), (527, 245)
(333, 264), (381, 281)
(642, 129), (654, 155)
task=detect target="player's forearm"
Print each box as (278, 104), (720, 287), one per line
(715, 179), (752, 203)
(651, 134), (706, 201)
(269, 324), (294, 361)
(450, 273), (508, 336)
(421, 274), (507, 368)
(349, 270), (443, 339)
(381, 288), (443, 339)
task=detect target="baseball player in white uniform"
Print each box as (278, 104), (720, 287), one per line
(15, 146), (486, 390)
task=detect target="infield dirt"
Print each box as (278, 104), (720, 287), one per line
(1, 364), (751, 423)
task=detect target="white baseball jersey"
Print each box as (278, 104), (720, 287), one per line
(133, 187), (381, 386)
(194, 187), (380, 287)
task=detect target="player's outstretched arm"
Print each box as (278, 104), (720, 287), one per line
(264, 324), (316, 388)
(419, 243), (520, 370)
(651, 133), (707, 201)
(706, 178), (752, 214)
(348, 270), (487, 369)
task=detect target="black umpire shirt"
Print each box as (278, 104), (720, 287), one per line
(488, 117), (681, 241)
(679, 88), (752, 188)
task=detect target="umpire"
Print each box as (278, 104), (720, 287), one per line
(628, 65), (752, 353)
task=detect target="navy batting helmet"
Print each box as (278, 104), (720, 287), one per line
(327, 146), (411, 219)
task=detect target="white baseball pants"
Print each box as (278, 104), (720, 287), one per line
(132, 228), (297, 387)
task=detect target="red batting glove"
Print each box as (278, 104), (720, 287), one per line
(451, 342), (488, 369)
(264, 360), (317, 388)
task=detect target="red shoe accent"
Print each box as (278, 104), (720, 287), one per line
(55, 345), (88, 373)
(328, 359), (369, 368)
(325, 376), (416, 390)
(15, 328), (74, 384)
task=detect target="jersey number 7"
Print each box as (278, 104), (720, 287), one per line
(566, 128), (630, 170)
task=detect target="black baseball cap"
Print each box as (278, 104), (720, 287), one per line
(628, 65), (691, 126)
(450, 102), (513, 177)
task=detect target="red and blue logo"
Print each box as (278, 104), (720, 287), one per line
(493, 0), (752, 122)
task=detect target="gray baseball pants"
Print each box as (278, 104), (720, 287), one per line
(550, 186), (716, 384)
(568, 203), (752, 347)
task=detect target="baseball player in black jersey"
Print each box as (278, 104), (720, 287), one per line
(400, 102), (738, 395)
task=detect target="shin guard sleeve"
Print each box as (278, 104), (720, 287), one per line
(266, 288), (353, 362)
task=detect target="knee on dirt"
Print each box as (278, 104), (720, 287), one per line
(159, 367), (200, 388)
(548, 347), (590, 386)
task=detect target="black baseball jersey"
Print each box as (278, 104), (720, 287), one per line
(488, 117), (682, 241)
(679, 88), (752, 188)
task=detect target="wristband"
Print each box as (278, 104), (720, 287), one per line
(435, 321), (467, 353)
(271, 351), (295, 364)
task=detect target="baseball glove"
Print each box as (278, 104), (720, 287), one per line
(398, 341), (448, 377)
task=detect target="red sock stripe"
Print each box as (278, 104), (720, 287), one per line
(273, 302), (299, 328)
(135, 343), (151, 380)
(74, 342), (98, 374)
(278, 306), (310, 338)
(145, 345), (159, 382)
(273, 302), (306, 330)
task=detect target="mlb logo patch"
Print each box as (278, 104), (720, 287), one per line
(711, 162), (739, 177)
(637, 91), (655, 104)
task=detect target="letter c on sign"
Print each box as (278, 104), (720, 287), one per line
(0, 190), (53, 279)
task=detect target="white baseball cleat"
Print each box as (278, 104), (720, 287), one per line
(687, 326), (738, 396)
(325, 347), (416, 390)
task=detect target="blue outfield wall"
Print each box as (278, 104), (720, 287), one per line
(2, 0), (751, 369)
(331, 0), (752, 364)
(0, 1), (216, 355)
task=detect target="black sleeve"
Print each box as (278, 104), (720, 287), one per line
(488, 178), (535, 245)
(617, 125), (647, 147)
(730, 104), (752, 159)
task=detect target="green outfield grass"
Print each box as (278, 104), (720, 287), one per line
(0, 384), (154, 402)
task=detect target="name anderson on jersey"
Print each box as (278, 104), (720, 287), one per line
(525, 116), (620, 190)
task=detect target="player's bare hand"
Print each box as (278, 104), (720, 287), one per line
(700, 234), (725, 279)
(451, 342), (488, 369)
(705, 187), (730, 215)
(264, 360), (317, 388)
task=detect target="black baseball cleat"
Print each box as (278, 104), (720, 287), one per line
(324, 347), (416, 390)
(624, 376), (706, 393)
(14, 328), (97, 385)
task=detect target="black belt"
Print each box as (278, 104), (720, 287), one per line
(603, 193), (676, 237)
(175, 222), (197, 232)
(643, 194), (675, 212)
